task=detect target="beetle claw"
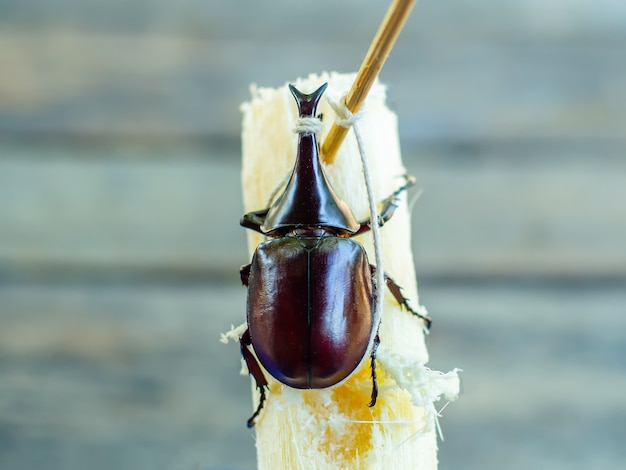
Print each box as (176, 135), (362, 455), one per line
(247, 385), (268, 428)
(368, 334), (380, 408)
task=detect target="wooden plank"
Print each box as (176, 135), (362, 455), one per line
(405, 151), (626, 279)
(0, 149), (249, 280)
(0, 283), (256, 469)
(1, 0), (625, 142)
(1, 282), (624, 469)
(0, 146), (624, 280)
(1, 0), (623, 41)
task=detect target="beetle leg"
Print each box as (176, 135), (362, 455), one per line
(368, 332), (381, 407)
(353, 175), (416, 236)
(240, 208), (270, 234)
(240, 264), (251, 286)
(384, 273), (432, 330)
(240, 329), (269, 427)
(370, 265), (432, 329)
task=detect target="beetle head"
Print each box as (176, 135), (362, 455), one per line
(261, 83), (359, 236)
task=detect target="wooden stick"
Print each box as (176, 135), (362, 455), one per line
(321, 0), (416, 164)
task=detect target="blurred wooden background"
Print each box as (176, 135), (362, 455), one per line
(1, 1), (625, 469)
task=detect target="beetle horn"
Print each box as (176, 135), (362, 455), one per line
(261, 83), (360, 235)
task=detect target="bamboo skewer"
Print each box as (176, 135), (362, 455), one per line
(321, 0), (416, 164)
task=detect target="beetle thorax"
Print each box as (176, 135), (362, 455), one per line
(260, 83), (360, 236)
(282, 227), (352, 238)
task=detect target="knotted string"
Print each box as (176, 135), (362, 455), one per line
(327, 94), (385, 327)
(292, 116), (323, 135)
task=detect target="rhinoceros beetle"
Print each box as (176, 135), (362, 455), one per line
(238, 83), (430, 427)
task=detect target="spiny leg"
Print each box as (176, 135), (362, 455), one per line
(368, 332), (381, 407)
(370, 265), (432, 329)
(240, 329), (269, 427)
(354, 174), (417, 236)
(384, 273), (432, 330)
(379, 174), (417, 222)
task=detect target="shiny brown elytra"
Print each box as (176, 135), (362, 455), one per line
(238, 83), (430, 427)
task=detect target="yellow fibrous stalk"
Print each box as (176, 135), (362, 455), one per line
(237, 72), (460, 469)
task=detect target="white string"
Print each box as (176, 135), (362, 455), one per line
(330, 101), (366, 128)
(328, 94), (385, 327)
(292, 116), (322, 135)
